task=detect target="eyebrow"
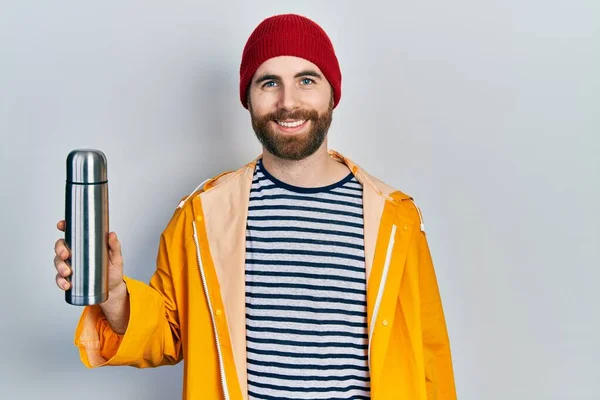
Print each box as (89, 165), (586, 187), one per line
(254, 74), (279, 84)
(295, 70), (323, 80)
(254, 70), (323, 85)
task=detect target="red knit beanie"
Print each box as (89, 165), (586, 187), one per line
(239, 14), (342, 109)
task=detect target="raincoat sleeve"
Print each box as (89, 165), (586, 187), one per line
(418, 230), (457, 399)
(73, 216), (184, 368)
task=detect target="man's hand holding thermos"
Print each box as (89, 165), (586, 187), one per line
(54, 150), (130, 334)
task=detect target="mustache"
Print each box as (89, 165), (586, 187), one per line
(266, 108), (319, 121)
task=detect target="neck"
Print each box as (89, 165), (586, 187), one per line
(261, 142), (350, 188)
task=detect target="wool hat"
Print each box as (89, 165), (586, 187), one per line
(239, 14), (342, 109)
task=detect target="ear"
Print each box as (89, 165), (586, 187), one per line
(330, 86), (335, 109)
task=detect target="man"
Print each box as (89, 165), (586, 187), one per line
(54, 13), (456, 400)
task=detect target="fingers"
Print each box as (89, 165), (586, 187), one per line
(54, 253), (71, 275)
(54, 238), (71, 289)
(55, 221), (69, 291)
(55, 230), (122, 293)
(54, 238), (69, 261)
(56, 272), (70, 290)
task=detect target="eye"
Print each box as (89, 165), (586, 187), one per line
(262, 81), (277, 88)
(300, 78), (314, 85)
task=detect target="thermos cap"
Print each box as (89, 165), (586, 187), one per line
(67, 149), (108, 184)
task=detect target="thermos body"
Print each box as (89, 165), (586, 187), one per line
(65, 150), (109, 306)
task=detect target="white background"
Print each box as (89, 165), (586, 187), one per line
(1, 0), (598, 399)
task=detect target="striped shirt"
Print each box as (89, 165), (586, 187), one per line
(245, 159), (371, 400)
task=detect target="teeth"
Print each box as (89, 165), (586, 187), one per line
(277, 120), (306, 128)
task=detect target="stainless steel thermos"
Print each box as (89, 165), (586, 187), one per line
(64, 149), (109, 306)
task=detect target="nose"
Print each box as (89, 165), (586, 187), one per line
(277, 85), (300, 112)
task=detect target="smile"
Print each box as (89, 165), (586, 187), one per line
(276, 120), (307, 128)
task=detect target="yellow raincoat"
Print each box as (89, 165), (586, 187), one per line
(74, 150), (457, 399)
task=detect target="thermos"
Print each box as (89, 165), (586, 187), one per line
(64, 149), (109, 306)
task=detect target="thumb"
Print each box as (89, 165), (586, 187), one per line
(107, 232), (123, 267)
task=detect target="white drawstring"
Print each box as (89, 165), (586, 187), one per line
(411, 200), (425, 232)
(177, 178), (210, 209)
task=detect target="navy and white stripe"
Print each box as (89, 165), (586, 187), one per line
(245, 159), (370, 400)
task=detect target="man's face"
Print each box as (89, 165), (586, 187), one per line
(247, 56), (334, 161)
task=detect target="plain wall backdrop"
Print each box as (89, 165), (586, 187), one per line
(1, 0), (598, 399)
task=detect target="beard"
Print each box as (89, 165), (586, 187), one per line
(249, 99), (333, 161)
